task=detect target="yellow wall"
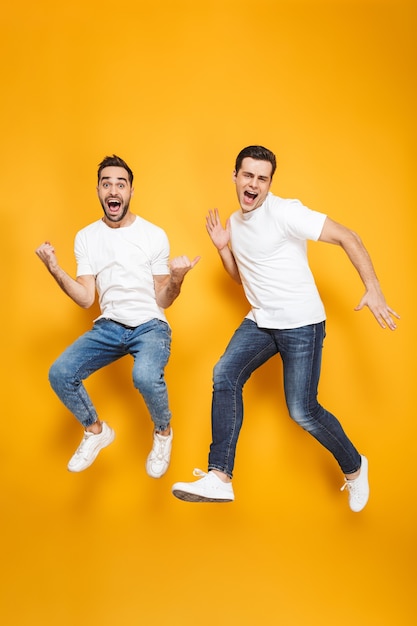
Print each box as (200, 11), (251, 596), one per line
(1, 0), (415, 624)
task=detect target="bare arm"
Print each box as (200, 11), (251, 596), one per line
(35, 241), (96, 309)
(206, 209), (242, 284)
(319, 217), (400, 330)
(154, 255), (200, 309)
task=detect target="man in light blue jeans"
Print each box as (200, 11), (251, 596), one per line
(36, 155), (199, 475)
(172, 145), (399, 511)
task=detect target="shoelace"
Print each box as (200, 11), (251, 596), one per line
(340, 479), (359, 495)
(153, 434), (170, 459)
(192, 468), (207, 478)
(74, 432), (94, 456)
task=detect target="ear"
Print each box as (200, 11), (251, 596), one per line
(232, 170), (237, 183)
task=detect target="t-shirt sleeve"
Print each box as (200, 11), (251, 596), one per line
(74, 231), (95, 277)
(283, 200), (327, 241)
(151, 229), (170, 275)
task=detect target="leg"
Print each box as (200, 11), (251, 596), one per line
(208, 319), (278, 478)
(49, 319), (126, 471)
(128, 319), (173, 478)
(171, 319), (277, 501)
(279, 322), (369, 511)
(279, 322), (361, 474)
(129, 319), (172, 432)
(49, 319), (125, 428)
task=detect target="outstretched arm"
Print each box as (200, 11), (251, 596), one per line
(154, 255), (200, 309)
(319, 217), (400, 330)
(35, 241), (96, 309)
(206, 209), (241, 284)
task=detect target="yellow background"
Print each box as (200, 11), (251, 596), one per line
(1, 0), (415, 624)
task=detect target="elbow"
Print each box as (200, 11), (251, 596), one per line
(339, 228), (362, 249)
(80, 295), (96, 309)
(350, 229), (362, 244)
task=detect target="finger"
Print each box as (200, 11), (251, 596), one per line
(387, 307), (401, 320)
(384, 315), (397, 330)
(374, 313), (387, 329)
(377, 312), (398, 330)
(206, 213), (215, 229)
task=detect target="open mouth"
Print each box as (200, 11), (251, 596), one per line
(107, 199), (121, 211)
(244, 191), (258, 203)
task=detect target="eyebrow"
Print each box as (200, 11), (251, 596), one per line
(242, 170), (270, 180)
(100, 176), (128, 183)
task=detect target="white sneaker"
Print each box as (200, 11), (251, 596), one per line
(341, 455), (369, 512)
(67, 422), (115, 472)
(146, 429), (173, 478)
(172, 469), (234, 502)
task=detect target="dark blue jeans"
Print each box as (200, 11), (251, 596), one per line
(49, 318), (172, 430)
(208, 319), (361, 478)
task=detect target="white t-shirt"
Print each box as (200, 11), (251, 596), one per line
(229, 192), (327, 329)
(75, 216), (170, 327)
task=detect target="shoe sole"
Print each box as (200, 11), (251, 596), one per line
(146, 466), (169, 479)
(172, 489), (233, 503)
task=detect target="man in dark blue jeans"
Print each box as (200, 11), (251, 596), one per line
(172, 145), (399, 511)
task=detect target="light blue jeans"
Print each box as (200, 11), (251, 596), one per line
(49, 318), (172, 430)
(209, 319), (361, 478)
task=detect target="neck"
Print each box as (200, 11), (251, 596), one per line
(102, 212), (135, 229)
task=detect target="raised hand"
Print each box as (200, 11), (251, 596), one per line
(169, 255), (201, 282)
(206, 209), (230, 250)
(35, 241), (59, 273)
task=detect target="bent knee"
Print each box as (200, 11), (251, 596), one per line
(48, 357), (77, 388)
(48, 359), (66, 389)
(133, 368), (163, 393)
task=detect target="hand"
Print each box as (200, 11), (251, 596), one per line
(35, 241), (59, 273)
(169, 255), (201, 282)
(206, 209), (230, 250)
(355, 290), (400, 330)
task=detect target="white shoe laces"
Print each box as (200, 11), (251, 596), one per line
(74, 432), (94, 457)
(151, 433), (171, 460)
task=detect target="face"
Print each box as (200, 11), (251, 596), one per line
(97, 166), (134, 226)
(233, 157), (273, 213)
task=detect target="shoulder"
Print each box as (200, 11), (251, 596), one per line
(266, 193), (301, 210)
(268, 194), (322, 219)
(133, 215), (168, 238)
(75, 219), (103, 241)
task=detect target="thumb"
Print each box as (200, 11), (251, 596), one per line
(190, 256), (201, 268)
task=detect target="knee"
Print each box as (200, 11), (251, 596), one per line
(213, 359), (240, 390)
(133, 366), (162, 394)
(213, 359), (227, 386)
(287, 400), (320, 430)
(48, 357), (67, 390)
